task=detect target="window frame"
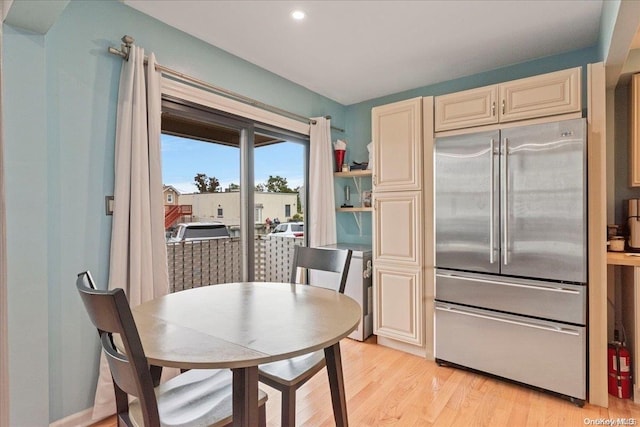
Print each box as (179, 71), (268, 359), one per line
(160, 81), (310, 281)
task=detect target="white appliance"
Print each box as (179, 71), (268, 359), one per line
(309, 243), (373, 341)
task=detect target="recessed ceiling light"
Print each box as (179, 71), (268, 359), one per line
(291, 10), (305, 20)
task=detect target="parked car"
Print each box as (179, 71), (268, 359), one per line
(167, 222), (230, 242)
(268, 222), (304, 238)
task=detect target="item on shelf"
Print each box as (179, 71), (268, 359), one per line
(342, 164), (349, 172)
(350, 161), (368, 170)
(609, 236), (625, 252)
(367, 142), (373, 170)
(629, 199), (640, 252)
(334, 139), (347, 172)
(341, 185), (353, 208)
(608, 224), (621, 240)
(362, 191), (372, 208)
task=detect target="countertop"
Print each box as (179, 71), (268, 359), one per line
(317, 243), (372, 255)
(607, 251), (640, 267)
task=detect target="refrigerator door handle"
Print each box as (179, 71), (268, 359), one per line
(435, 305), (581, 336)
(502, 137), (509, 266)
(489, 138), (495, 264)
(435, 272), (581, 295)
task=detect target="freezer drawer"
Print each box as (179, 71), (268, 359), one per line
(435, 302), (586, 400)
(436, 269), (586, 324)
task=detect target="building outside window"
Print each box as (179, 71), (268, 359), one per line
(161, 98), (307, 285)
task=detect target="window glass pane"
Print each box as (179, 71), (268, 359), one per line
(160, 102), (308, 287)
(254, 133), (306, 282)
(162, 127), (242, 289)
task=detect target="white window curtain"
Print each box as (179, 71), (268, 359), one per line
(309, 117), (337, 247)
(92, 45), (170, 421)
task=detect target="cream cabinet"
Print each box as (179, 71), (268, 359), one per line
(372, 97), (426, 348)
(434, 85), (499, 131)
(373, 264), (423, 346)
(630, 74), (640, 187)
(373, 191), (422, 266)
(371, 97), (422, 192)
(435, 67), (581, 132)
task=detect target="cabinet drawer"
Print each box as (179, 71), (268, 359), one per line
(434, 85), (498, 131)
(435, 302), (585, 399)
(435, 270), (586, 324)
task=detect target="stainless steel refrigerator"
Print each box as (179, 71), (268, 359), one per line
(434, 118), (587, 405)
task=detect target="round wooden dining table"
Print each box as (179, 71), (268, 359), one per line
(132, 281), (362, 427)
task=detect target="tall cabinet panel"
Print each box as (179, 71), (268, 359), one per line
(372, 98), (423, 192)
(372, 98), (425, 349)
(373, 265), (423, 346)
(374, 192), (422, 266)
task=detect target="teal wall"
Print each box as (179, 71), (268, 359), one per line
(336, 47), (600, 244)
(598, 0), (621, 62)
(5, 26), (50, 426)
(612, 83), (640, 225)
(4, 0), (346, 424)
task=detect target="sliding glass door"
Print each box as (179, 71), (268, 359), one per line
(253, 128), (307, 282)
(160, 98), (308, 289)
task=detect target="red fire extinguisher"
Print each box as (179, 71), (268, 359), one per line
(608, 342), (632, 399)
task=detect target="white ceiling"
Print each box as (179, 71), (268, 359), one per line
(124, 0), (604, 105)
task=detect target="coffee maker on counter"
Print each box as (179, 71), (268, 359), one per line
(628, 199), (640, 252)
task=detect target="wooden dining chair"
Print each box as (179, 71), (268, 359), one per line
(257, 246), (353, 427)
(76, 271), (268, 427)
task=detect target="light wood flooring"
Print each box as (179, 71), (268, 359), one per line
(91, 336), (640, 426)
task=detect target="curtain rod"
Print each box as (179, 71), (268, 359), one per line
(108, 36), (345, 133)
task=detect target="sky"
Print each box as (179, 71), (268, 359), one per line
(161, 134), (305, 194)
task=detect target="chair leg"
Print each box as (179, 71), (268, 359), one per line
(281, 388), (297, 427)
(259, 403), (267, 427)
(325, 343), (348, 427)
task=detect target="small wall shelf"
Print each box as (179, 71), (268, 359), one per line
(334, 170), (373, 236)
(334, 170), (372, 178)
(336, 207), (372, 212)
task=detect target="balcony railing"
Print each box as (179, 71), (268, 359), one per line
(167, 236), (303, 292)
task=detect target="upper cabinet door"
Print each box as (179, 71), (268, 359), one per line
(372, 98), (422, 192)
(434, 86), (499, 132)
(499, 67), (581, 123)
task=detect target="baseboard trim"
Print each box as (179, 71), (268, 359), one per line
(377, 336), (427, 358)
(49, 408), (104, 427)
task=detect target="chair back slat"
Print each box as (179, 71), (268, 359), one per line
(290, 247), (353, 293)
(76, 271), (160, 426)
(76, 286), (128, 336)
(101, 334), (143, 397)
